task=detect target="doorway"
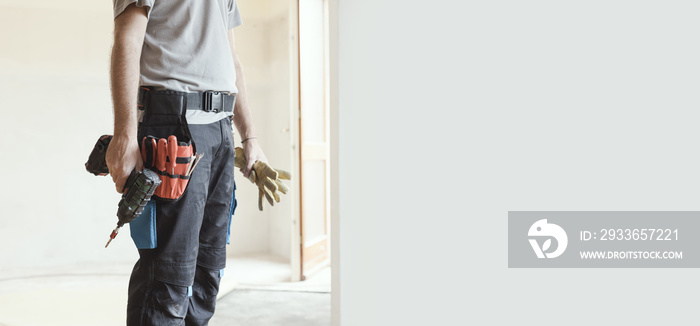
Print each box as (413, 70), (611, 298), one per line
(223, 0), (335, 303)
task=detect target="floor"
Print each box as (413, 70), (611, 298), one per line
(210, 289), (330, 326)
(228, 253), (331, 293)
(0, 253), (330, 326)
(213, 253), (331, 326)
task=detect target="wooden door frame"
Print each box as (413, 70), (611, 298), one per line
(328, 0), (339, 324)
(289, 0), (302, 282)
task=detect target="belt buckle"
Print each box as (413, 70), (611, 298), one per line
(203, 90), (223, 113)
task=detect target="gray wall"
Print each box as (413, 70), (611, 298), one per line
(336, 0), (700, 325)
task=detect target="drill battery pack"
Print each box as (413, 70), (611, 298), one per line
(85, 135), (113, 176)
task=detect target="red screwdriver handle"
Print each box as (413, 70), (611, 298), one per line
(157, 138), (167, 172)
(168, 135), (178, 175)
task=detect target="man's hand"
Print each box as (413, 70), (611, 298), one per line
(234, 146), (291, 211)
(240, 138), (267, 177)
(106, 135), (143, 193)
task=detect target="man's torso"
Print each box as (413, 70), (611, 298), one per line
(113, 0), (242, 124)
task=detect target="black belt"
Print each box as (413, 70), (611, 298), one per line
(138, 87), (236, 113)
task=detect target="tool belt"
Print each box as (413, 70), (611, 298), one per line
(138, 86), (236, 113)
(137, 86), (234, 201)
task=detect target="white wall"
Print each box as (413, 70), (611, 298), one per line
(227, 0), (294, 260)
(0, 0), (294, 270)
(0, 2), (134, 268)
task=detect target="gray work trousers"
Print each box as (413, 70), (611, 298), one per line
(127, 107), (236, 325)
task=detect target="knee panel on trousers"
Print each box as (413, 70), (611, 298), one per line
(153, 261), (197, 287)
(196, 246), (227, 270)
(185, 266), (224, 325)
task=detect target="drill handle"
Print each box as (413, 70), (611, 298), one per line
(117, 169), (162, 225)
(123, 169), (139, 193)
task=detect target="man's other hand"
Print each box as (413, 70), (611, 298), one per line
(234, 146), (291, 211)
(106, 135), (143, 193)
(241, 139), (267, 178)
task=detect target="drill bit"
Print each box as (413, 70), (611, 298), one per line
(105, 223), (123, 248)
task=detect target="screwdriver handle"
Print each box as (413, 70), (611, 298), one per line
(168, 135), (178, 175)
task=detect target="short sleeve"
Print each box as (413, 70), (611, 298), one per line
(228, 0), (243, 29)
(113, 0), (155, 19)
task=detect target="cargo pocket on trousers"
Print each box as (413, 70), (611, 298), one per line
(130, 200), (157, 249)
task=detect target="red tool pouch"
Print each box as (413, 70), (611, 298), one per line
(141, 135), (196, 201)
(137, 86), (201, 201)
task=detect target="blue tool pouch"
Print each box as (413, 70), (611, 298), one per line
(130, 200), (157, 249)
(227, 181), (237, 245)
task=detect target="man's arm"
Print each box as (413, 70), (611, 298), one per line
(228, 29), (267, 177)
(105, 4), (149, 193)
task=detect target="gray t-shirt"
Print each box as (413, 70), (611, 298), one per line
(113, 0), (242, 124)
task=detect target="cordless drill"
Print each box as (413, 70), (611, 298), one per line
(85, 135), (162, 247)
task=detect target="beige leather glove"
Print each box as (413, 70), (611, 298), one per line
(234, 147), (291, 211)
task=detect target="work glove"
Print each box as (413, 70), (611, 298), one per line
(234, 147), (291, 211)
